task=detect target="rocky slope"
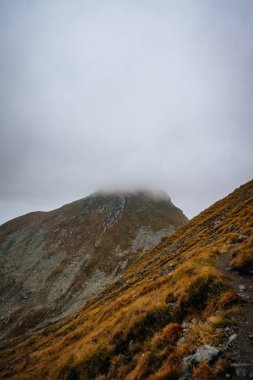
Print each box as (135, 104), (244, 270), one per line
(0, 190), (187, 339)
(0, 181), (252, 380)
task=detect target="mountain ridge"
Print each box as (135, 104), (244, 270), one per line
(0, 190), (187, 340)
(0, 181), (251, 379)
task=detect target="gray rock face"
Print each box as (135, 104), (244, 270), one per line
(0, 190), (187, 340)
(228, 333), (237, 344)
(191, 345), (220, 364)
(181, 345), (220, 379)
(182, 345), (220, 371)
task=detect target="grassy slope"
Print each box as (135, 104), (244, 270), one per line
(0, 181), (252, 380)
(0, 192), (187, 339)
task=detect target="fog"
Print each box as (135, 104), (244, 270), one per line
(0, 0), (252, 223)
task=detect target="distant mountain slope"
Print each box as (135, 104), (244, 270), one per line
(0, 190), (187, 339)
(0, 181), (251, 380)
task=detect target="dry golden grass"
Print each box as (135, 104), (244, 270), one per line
(0, 181), (252, 379)
(191, 358), (230, 380)
(147, 364), (180, 380)
(216, 290), (241, 310)
(230, 235), (253, 272)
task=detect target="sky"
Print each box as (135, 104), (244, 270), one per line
(0, 0), (252, 224)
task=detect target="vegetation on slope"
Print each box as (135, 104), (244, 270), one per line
(0, 181), (252, 380)
(0, 191), (187, 340)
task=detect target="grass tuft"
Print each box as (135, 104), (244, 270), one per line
(230, 235), (253, 273)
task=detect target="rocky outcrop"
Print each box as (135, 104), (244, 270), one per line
(181, 345), (221, 379)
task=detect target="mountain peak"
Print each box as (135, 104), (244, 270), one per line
(0, 189), (187, 339)
(1, 181), (252, 379)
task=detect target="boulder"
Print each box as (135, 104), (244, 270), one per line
(191, 345), (220, 364)
(228, 333), (237, 344)
(181, 345), (220, 379)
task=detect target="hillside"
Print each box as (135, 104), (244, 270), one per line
(0, 181), (252, 379)
(0, 190), (187, 340)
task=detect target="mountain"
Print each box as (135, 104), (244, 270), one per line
(0, 181), (252, 380)
(0, 190), (187, 339)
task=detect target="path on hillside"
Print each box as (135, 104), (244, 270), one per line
(216, 252), (253, 379)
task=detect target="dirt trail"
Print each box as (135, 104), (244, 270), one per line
(216, 251), (253, 379)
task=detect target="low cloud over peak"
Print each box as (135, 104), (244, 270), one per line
(94, 187), (171, 202)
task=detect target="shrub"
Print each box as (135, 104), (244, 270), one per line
(125, 351), (151, 380)
(148, 365), (181, 380)
(192, 362), (215, 380)
(162, 323), (182, 343)
(150, 323), (182, 352)
(175, 271), (226, 317)
(207, 315), (228, 328)
(216, 291), (240, 310)
(230, 236), (253, 273)
(57, 366), (80, 380)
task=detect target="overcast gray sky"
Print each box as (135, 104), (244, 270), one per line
(0, 0), (252, 224)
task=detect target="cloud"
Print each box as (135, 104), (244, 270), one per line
(0, 0), (252, 223)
